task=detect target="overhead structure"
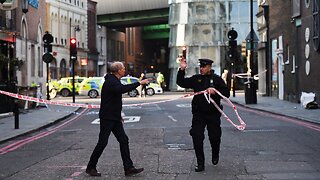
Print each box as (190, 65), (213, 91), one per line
(96, 0), (169, 28)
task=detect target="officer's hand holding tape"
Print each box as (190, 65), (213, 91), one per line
(206, 87), (216, 95)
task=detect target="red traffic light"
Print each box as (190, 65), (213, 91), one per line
(70, 38), (77, 44)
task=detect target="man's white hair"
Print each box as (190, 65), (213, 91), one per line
(110, 61), (124, 73)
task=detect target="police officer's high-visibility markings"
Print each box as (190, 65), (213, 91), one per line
(91, 116), (141, 124)
(176, 104), (191, 108)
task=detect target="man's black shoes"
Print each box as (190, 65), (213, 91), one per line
(212, 157), (219, 165)
(85, 168), (101, 176)
(125, 167), (144, 176)
(195, 165), (205, 172)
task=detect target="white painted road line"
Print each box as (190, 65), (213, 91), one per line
(91, 116), (141, 124)
(168, 115), (177, 122)
(176, 104), (191, 108)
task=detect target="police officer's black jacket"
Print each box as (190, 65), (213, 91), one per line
(99, 74), (140, 121)
(177, 69), (230, 115)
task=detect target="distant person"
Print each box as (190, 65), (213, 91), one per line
(86, 61), (149, 177)
(176, 58), (230, 172)
(157, 72), (165, 89)
(139, 72), (147, 97)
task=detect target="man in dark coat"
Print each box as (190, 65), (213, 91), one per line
(176, 58), (230, 172)
(86, 61), (149, 177)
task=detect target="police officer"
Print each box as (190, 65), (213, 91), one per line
(176, 58), (230, 172)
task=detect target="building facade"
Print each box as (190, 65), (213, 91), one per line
(257, 0), (320, 104)
(87, 0), (98, 77)
(168, 0), (258, 90)
(45, 0), (88, 80)
(13, 0), (47, 91)
(96, 25), (107, 76)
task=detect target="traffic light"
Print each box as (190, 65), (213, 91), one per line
(241, 41), (247, 57)
(227, 29), (238, 60)
(42, 31), (54, 63)
(70, 38), (77, 62)
(227, 40), (237, 59)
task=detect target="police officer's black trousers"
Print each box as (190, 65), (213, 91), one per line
(190, 113), (222, 166)
(87, 120), (134, 170)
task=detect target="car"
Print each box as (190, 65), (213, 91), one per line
(78, 77), (104, 98)
(57, 76), (87, 97)
(120, 76), (163, 97)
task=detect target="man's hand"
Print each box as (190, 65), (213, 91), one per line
(179, 58), (187, 70)
(206, 87), (216, 94)
(139, 79), (149, 85)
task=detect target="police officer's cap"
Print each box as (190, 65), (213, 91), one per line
(198, 58), (214, 66)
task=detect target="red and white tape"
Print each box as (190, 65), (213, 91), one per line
(204, 89), (246, 130)
(0, 90), (100, 108)
(0, 89), (246, 130)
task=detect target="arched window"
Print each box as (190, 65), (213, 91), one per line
(60, 59), (67, 78)
(50, 58), (57, 80)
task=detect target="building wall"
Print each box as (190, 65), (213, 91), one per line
(87, 0), (98, 77)
(14, 0), (47, 94)
(45, 0), (88, 79)
(267, 0), (320, 103)
(297, 0), (320, 103)
(107, 29), (125, 64)
(125, 27), (145, 77)
(96, 25), (107, 76)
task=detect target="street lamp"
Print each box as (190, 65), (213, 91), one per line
(10, 0), (29, 129)
(244, 0), (257, 104)
(262, 3), (270, 96)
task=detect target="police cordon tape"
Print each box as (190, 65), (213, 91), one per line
(0, 89), (246, 130)
(204, 89), (246, 130)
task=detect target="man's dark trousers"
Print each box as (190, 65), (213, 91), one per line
(87, 120), (134, 170)
(190, 113), (222, 166)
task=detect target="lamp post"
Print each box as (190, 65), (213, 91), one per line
(69, 22), (80, 103)
(244, 0), (257, 104)
(12, 0), (29, 129)
(262, 3), (270, 96)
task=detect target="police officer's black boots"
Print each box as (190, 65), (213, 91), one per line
(195, 157), (205, 172)
(212, 156), (219, 165)
(195, 164), (205, 172)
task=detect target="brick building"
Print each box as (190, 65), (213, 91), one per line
(257, 0), (320, 104)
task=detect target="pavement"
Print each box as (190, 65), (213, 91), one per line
(0, 91), (319, 144)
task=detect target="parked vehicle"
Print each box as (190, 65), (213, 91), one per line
(58, 76), (86, 97)
(78, 77), (104, 98)
(120, 76), (163, 97)
(47, 79), (60, 99)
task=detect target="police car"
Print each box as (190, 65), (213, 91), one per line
(120, 76), (163, 97)
(78, 77), (104, 98)
(58, 76), (86, 97)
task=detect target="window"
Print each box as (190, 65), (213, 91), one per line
(60, 59), (67, 78)
(313, 0), (320, 51)
(292, 0), (301, 17)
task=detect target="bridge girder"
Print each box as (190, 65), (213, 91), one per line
(97, 8), (169, 28)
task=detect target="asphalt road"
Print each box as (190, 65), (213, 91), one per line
(0, 94), (320, 179)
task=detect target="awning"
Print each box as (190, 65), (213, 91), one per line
(0, 32), (15, 43)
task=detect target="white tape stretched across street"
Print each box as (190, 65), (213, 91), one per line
(0, 89), (246, 130)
